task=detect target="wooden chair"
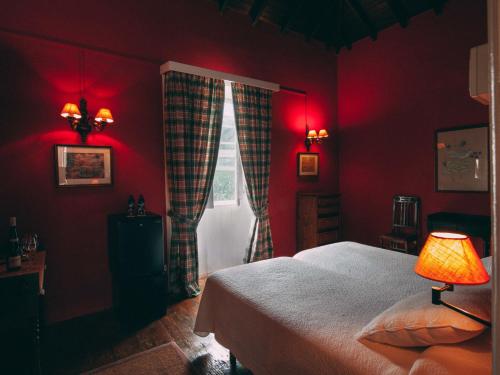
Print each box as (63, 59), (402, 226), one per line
(379, 195), (421, 254)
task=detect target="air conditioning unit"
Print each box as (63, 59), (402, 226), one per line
(469, 44), (489, 105)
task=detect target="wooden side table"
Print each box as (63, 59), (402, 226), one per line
(0, 251), (46, 374)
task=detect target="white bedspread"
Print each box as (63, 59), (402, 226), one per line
(194, 241), (491, 375)
(294, 241), (420, 283)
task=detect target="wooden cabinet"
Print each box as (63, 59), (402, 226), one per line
(0, 251), (46, 374)
(297, 193), (341, 252)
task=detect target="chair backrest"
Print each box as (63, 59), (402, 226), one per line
(392, 195), (420, 234)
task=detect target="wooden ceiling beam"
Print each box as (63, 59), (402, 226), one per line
(346, 0), (378, 41)
(305, 1), (335, 41)
(280, 0), (303, 33)
(386, 0), (409, 28)
(324, 26), (342, 53)
(218, 0), (230, 14)
(337, 0), (352, 51)
(249, 0), (269, 26)
(325, 0), (351, 53)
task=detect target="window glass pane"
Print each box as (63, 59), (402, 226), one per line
(218, 157), (236, 168)
(213, 170), (236, 201)
(224, 82), (233, 99)
(221, 127), (235, 142)
(219, 143), (235, 150)
(218, 149), (235, 157)
(213, 80), (239, 205)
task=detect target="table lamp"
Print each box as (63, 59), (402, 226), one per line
(414, 232), (491, 327)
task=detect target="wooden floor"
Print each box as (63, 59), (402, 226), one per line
(42, 279), (252, 374)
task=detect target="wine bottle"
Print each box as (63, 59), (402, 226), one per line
(6, 217), (21, 271)
(137, 195), (145, 216)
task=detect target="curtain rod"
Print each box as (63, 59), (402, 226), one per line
(280, 86), (307, 95)
(160, 61), (280, 92)
(161, 62), (305, 94)
(0, 26), (161, 64)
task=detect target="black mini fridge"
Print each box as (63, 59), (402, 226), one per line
(108, 213), (167, 327)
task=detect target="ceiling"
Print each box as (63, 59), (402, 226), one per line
(213, 0), (447, 53)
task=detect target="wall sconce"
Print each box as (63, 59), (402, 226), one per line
(60, 97), (114, 143)
(305, 125), (329, 152)
(281, 85), (330, 152)
(302, 90), (328, 152)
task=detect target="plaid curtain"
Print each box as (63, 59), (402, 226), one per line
(231, 82), (273, 262)
(164, 71), (225, 297)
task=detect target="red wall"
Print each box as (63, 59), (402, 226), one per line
(0, 1), (338, 322)
(337, 0), (489, 247)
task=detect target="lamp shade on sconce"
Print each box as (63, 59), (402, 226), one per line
(318, 129), (329, 138)
(415, 232), (490, 285)
(95, 108), (114, 123)
(307, 129), (318, 139)
(60, 103), (82, 119)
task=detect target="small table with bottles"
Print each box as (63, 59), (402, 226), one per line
(0, 251), (46, 374)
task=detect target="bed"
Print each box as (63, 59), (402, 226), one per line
(194, 241), (492, 375)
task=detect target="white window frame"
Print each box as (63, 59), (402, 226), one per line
(209, 81), (244, 208)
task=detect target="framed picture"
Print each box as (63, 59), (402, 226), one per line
(435, 124), (489, 192)
(54, 145), (113, 187)
(297, 152), (319, 177)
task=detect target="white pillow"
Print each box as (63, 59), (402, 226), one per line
(357, 288), (490, 347)
(409, 333), (491, 375)
(482, 256), (492, 274)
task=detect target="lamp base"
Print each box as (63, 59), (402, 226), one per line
(431, 284), (454, 304)
(431, 284), (491, 327)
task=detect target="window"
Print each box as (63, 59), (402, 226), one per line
(212, 81), (241, 206)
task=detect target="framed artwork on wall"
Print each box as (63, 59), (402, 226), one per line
(297, 152), (319, 177)
(435, 124), (489, 192)
(54, 145), (113, 187)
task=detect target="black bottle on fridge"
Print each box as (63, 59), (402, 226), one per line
(108, 213), (167, 328)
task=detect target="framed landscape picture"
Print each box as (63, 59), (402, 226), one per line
(54, 145), (113, 187)
(435, 124), (489, 192)
(297, 152), (319, 177)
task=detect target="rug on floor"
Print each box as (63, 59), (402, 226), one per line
(84, 342), (196, 375)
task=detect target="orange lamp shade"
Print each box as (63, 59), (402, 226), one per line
(95, 108), (114, 123)
(415, 232), (490, 285)
(60, 103), (81, 119)
(307, 129), (318, 139)
(318, 129), (329, 138)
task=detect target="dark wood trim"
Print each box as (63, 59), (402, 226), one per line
(434, 124), (489, 193)
(346, 0), (378, 41)
(54, 144), (114, 188)
(249, 0), (269, 26)
(386, 0), (409, 28)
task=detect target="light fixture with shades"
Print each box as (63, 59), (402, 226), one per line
(414, 231), (491, 326)
(279, 85), (330, 152)
(302, 93), (328, 152)
(305, 126), (329, 151)
(60, 50), (115, 143)
(60, 98), (114, 143)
